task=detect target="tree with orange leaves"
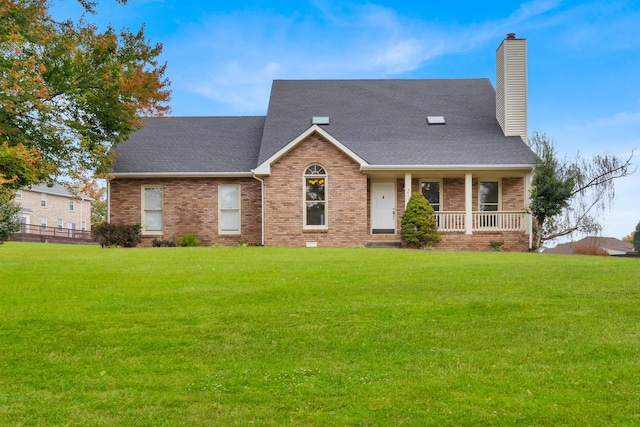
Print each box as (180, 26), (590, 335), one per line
(0, 0), (170, 203)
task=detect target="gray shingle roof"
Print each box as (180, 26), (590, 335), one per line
(544, 237), (634, 255)
(259, 79), (534, 166)
(112, 116), (265, 174)
(112, 79), (535, 174)
(25, 183), (93, 200)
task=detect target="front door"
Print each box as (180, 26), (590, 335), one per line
(371, 181), (396, 234)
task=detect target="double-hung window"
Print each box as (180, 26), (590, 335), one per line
(69, 199), (75, 211)
(142, 187), (163, 234)
(219, 184), (240, 234)
(304, 165), (327, 228)
(479, 181), (500, 228)
(41, 193), (47, 208)
(421, 181), (441, 211)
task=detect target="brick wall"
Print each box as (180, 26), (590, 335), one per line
(109, 177), (262, 246)
(263, 132), (368, 247)
(437, 231), (530, 252)
(502, 177), (526, 211)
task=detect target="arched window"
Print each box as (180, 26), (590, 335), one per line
(304, 165), (327, 228)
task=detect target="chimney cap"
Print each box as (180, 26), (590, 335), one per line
(506, 33), (517, 39)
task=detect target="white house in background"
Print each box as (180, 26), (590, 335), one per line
(14, 183), (92, 232)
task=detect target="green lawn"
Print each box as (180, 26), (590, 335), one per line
(1, 243), (639, 426)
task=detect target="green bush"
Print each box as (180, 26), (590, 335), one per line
(92, 222), (142, 248)
(489, 240), (505, 252)
(400, 192), (441, 249)
(177, 232), (200, 247)
(0, 200), (21, 244)
(632, 221), (640, 256)
(152, 238), (176, 247)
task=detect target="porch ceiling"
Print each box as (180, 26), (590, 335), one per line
(362, 168), (530, 180)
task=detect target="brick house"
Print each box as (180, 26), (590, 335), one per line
(109, 34), (535, 251)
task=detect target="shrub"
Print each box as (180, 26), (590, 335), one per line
(572, 245), (609, 256)
(489, 240), (505, 252)
(152, 238), (176, 247)
(177, 232), (200, 247)
(92, 222), (142, 248)
(400, 192), (441, 249)
(0, 200), (21, 244)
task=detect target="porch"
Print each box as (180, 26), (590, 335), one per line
(366, 169), (533, 251)
(435, 211), (528, 233)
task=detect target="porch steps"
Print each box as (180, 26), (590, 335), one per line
(365, 240), (402, 249)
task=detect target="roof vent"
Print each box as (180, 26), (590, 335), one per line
(312, 116), (330, 125)
(427, 116), (445, 125)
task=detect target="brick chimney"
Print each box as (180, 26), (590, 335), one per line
(496, 33), (528, 144)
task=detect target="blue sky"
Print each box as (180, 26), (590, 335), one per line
(52, 0), (640, 240)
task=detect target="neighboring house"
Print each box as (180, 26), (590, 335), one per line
(13, 183), (93, 239)
(543, 237), (635, 256)
(109, 34), (536, 251)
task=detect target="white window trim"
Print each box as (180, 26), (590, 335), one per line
(478, 180), (502, 211)
(218, 184), (241, 235)
(41, 217), (47, 228)
(57, 218), (63, 230)
(141, 186), (163, 235)
(41, 193), (47, 208)
(303, 165), (328, 230)
(420, 179), (443, 211)
(69, 198), (76, 212)
(16, 190), (22, 200)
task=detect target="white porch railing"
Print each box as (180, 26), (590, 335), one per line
(435, 212), (466, 232)
(434, 211), (527, 232)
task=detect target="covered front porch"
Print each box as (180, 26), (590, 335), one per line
(365, 168), (533, 251)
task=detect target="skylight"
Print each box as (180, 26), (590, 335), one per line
(427, 116), (446, 125)
(312, 116), (330, 125)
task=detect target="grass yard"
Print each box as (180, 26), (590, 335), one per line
(1, 243), (639, 426)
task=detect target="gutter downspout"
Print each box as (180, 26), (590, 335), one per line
(252, 174), (265, 246)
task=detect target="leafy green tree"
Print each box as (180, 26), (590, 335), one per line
(79, 178), (106, 224)
(632, 221), (640, 256)
(529, 132), (634, 250)
(0, 0), (170, 202)
(0, 199), (21, 243)
(401, 192), (441, 249)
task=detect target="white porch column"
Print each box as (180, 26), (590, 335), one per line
(404, 173), (412, 207)
(465, 172), (473, 235)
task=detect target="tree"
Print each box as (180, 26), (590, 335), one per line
(0, 199), (21, 243)
(632, 221), (640, 256)
(79, 178), (106, 224)
(400, 192), (441, 249)
(621, 231), (634, 243)
(0, 0), (170, 203)
(529, 132), (635, 249)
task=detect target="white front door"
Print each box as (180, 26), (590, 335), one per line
(371, 181), (396, 234)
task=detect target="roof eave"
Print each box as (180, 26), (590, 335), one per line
(361, 164), (533, 172)
(110, 172), (255, 179)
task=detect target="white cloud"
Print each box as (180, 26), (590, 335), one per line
(594, 112), (640, 127)
(162, 0), (565, 114)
